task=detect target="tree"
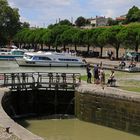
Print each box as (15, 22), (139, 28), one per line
(60, 27), (77, 50)
(90, 28), (105, 57)
(101, 26), (123, 59)
(42, 29), (53, 50)
(20, 22), (30, 29)
(126, 6), (140, 23)
(0, 0), (21, 45)
(82, 29), (93, 52)
(75, 16), (87, 27)
(48, 25), (71, 51)
(59, 19), (72, 26)
(107, 18), (118, 26)
(118, 23), (140, 52)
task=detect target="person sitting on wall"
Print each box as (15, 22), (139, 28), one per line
(119, 60), (126, 69)
(128, 60), (136, 68)
(107, 70), (115, 86)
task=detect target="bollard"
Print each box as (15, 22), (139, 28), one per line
(5, 127), (10, 133)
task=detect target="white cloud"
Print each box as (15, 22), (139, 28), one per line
(88, 0), (140, 17)
(8, 0), (73, 9)
(7, 0), (140, 27)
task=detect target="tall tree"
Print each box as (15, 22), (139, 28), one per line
(75, 16), (87, 27)
(126, 6), (140, 23)
(118, 23), (140, 52)
(90, 28), (105, 57)
(0, 0), (21, 45)
(49, 25), (71, 51)
(59, 19), (72, 26)
(101, 26), (123, 59)
(60, 27), (78, 50)
(82, 29), (93, 52)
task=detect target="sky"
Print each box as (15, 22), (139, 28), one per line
(8, 0), (140, 27)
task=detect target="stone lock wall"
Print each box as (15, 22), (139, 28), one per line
(75, 85), (140, 135)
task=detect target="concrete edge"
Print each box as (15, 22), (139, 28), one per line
(76, 83), (140, 102)
(0, 87), (44, 140)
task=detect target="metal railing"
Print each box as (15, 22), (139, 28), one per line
(0, 72), (81, 91)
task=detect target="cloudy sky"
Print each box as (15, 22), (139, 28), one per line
(8, 0), (140, 27)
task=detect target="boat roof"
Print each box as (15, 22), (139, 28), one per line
(24, 51), (71, 57)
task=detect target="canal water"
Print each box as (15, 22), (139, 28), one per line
(0, 60), (86, 74)
(18, 119), (140, 140)
(0, 60), (140, 140)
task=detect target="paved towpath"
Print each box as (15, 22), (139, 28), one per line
(84, 57), (140, 67)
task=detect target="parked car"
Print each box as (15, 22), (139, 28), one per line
(125, 52), (140, 61)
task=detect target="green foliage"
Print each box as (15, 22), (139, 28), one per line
(48, 19), (72, 29)
(20, 22), (30, 28)
(0, 0), (21, 45)
(75, 16), (87, 27)
(107, 18), (118, 26)
(14, 22), (140, 55)
(117, 23), (140, 52)
(60, 27), (77, 46)
(59, 19), (72, 26)
(126, 6), (140, 23)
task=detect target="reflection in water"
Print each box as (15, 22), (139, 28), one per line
(18, 119), (140, 140)
(0, 61), (86, 74)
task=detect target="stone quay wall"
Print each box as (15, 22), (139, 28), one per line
(75, 83), (140, 135)
(0, 88), (44, 140)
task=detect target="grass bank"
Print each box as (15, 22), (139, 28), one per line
(81, 70), (140, 93)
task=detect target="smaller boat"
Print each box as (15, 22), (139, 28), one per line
(16, 51), (86, 67)
(0, 48), (27, 60)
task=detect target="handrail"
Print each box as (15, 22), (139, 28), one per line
(0, 72), (81, 91)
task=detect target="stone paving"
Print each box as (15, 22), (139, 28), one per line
(76, 81), (140, 101)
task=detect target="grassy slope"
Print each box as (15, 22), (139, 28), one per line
(81, 70), (140, 93)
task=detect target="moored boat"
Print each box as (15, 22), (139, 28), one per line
(0, 48), (27, 60)
(16, 51), (86, 67)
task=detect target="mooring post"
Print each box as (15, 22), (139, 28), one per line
(5, 127), (10, 133)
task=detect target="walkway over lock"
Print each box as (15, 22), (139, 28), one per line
(0, 72), (81, 91)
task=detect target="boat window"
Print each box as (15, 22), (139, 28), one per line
(33, 56), (51, 60)
(58, 58), (78, 61)
(0, 49), (10, 52)
(24, 54), (33, 59)
(11, 51), (25, 55)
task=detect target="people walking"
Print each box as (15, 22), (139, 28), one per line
(99, 67), (105, 89)
(86, 64), (92, 83)
(93, 64), (99, 84)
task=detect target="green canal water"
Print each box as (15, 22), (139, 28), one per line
(1, 61), (140, 140)
(18, 119), (140, 140)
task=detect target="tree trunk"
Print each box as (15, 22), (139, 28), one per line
(41, 44), (43, 50)
(63, 44), (66, 52)
(55, 46), (58, 51)
(100, 46), (103, 57)
(74, 44), (77, 52)
(135, 42), (139, 52)
(48, 45), (51, 50)
(116, 43), (120, 60)
(87, 44), (90, 52)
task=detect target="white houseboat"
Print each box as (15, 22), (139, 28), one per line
(16, 51), (86, 67)
(0, 48), (27, 60)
